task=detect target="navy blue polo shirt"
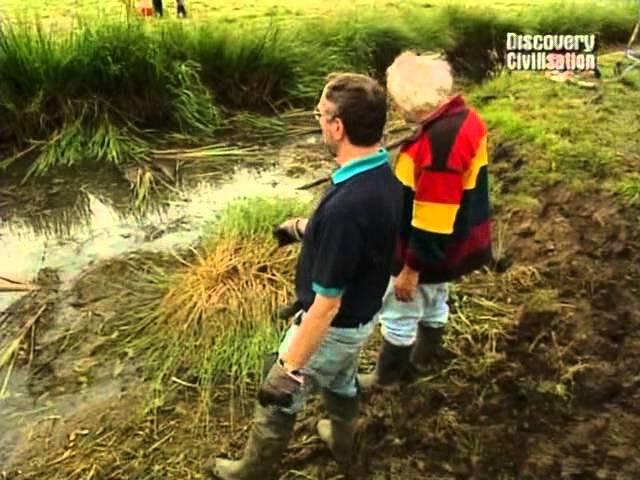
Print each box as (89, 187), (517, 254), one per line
(294, 149), (403, 328)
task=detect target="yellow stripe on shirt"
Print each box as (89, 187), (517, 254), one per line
(463, 135), (488, 190)
(394, 152), (415, 189)
(412, 200), (459, 234)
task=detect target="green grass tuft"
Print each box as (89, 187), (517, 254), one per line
(67, 196), (314, 423)
(618, 175), (640, 205)
(212, 195), (311, 241)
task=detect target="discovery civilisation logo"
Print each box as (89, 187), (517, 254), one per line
(506, 33), (598, 71)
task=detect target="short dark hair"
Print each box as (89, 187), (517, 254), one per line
(323, 73), (387, 147)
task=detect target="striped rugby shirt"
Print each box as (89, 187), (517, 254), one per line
(392, 95), (493, 284)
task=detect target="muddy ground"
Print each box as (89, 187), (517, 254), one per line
(259, 162), (638, 479)
(353, 187), (639, 480)
(2, 145), (640, 479)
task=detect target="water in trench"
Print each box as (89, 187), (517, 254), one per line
(0, 138), (324, 468)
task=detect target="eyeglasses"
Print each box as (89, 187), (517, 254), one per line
(313, 108), (337, 122)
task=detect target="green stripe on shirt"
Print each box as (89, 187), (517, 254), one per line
(331, 148), (389, 184)
(312, 282), (343, 297)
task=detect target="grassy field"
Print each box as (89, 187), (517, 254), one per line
(0, 0), (546, 23)
(1, 1), (635, 174)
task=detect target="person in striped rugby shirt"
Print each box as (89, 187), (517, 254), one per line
(360, 52), (493, 388)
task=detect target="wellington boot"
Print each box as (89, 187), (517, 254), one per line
(205, 404), (296, 479)
(317, 389), (359, 470)
(358, 338), (412, 390)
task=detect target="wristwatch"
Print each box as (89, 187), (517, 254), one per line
(278, 357), (304, 383)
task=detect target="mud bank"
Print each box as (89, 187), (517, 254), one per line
(0, 139), (324, 472)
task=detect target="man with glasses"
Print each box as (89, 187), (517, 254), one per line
(205, 73), (403, 479)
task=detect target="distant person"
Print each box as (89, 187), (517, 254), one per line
(152, 0), (187, 17)
(137, 0), (154, 16)
(359, 52), (493, 388)
(177, 0), (187, 17)
(152, 0), (163, 16)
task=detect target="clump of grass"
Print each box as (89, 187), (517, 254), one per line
(296, 11), (428, 85)
(87, 196), (312, 428)
(211, 195), (310, 240)
(18, 112), (149, 179)
(0, 18), (220, 179)
(137, 237), (290, 427)
(618, 175), (640, 205)
(439, 4), (524, 80)
(166, 59), (220, 136)
(165, 21), (301, 110)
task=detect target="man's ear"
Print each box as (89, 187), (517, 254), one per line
(333, 117), (345, 142)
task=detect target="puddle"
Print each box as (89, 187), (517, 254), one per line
(0, 138), (326, 469)
(0, 160), (320, 313)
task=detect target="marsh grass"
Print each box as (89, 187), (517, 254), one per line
(618, 175), (640, 205)
(70, 196), (312, 433)
(1, 1), (637, 182)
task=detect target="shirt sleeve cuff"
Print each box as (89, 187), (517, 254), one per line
(312, 282), (344, 298)
(405, 249), (425, 272)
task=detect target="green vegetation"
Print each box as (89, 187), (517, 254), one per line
(619, 175), (640, 205)
(101, 196), (309, 414)
(470, 52), (640, 204)
(1, 1), (637, 186)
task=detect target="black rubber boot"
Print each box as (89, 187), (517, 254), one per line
(177, 1), (187, 17)
(410, 324), (450, 375)
(205, 403), (296, 479)
(358, 338), (413, 390)
(317, 389), (359, 470)
(152, 0), (163, 16)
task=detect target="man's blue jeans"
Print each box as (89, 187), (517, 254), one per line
(378, 277), (450, 347)
(276, 311), (376, 415)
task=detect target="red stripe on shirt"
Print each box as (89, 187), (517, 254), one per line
(446, 220), (492, 265)
(444, 110), (488, 172)
(415, 169), (464, 205)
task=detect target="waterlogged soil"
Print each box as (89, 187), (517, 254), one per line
(360, 187), (638, 479)
(268, 180), (639, 480)
(0, 138), (326, 472)
(2, 142), (640, 479)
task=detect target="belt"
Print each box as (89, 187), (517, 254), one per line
(292, 310), (371, 329)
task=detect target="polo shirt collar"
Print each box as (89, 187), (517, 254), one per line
(331, 148), (389, 184)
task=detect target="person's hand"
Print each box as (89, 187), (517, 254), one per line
(258, 358), (304, 408)
(272, 217), (305, 247)
(394, 266), (419, 302)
